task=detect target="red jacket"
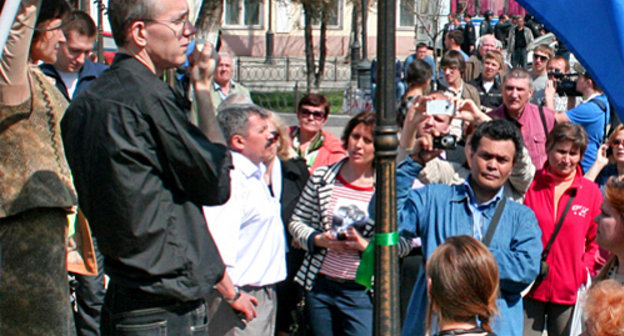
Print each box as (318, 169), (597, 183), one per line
(524, 165), (601, 304)
(289, 127), (346, 173)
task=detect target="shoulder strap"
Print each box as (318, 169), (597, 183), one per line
(538, 104), (550, 137)
(483, 197), (506, 247)
(542, 189), (577, 261)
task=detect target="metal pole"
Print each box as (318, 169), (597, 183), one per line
(96, 0), (104, 64)
(374, 0), (399, 335)
(361, 0), (368, 60)
(265, 0), (274, 63)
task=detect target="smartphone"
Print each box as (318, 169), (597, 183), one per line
(426, 100), (455, 116)
(606, 147), (613, 157)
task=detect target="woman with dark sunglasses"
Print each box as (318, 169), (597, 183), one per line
(289, 93), (346, 173)
(0, 0), (77, 334)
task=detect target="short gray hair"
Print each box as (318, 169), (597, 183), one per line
(217, 94), (253, 112)
(503, 67), (534, 90)
(217, 103), (268, 145)
(108, 0), (158, 47)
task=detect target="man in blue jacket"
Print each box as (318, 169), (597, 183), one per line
(41, 10), (107, 101)
(398, 119), (542, 336)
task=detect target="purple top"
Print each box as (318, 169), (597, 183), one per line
(489, 103), (555, 170)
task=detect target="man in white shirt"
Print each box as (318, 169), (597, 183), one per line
(204, 103), (287, 336)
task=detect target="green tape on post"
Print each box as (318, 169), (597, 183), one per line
(375, 232), (399, 246)
(355, 232), (399, 289)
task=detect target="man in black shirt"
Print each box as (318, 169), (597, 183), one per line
(507, 16), (534, 69)
(469, 50), (504, 111)
(61, 0), (258, 334)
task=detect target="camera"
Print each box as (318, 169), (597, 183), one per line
(331, 205), (368, 241)
(548, 72), (582, 97)
(433, 134), (457, 150)
(426, 99), (455, 116)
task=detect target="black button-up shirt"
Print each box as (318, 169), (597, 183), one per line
(61, 54), (232, 301)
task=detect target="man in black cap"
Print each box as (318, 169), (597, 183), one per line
(462, 13), (476, 54)
(480, 10), (494, 36)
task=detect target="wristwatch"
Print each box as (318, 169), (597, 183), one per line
(226, 287), (241, 304)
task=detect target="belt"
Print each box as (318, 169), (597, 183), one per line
(318, 273), (355, 284)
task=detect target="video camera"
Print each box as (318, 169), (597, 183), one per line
(547, 72), (582, 97)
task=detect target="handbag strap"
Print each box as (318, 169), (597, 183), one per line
(483, 197), (507, 247)
(538, 104), (550, 137)
(542, 189), (577, 261)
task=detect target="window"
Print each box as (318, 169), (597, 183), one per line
(304, 0), (342, 29)
(224, 0), (263, 27)
(399, 0), (415, 27)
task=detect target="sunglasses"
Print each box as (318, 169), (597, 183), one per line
(266, 131), (281, 146)
(300, 108), (326, 120)
(534, 54), (549, 61)
(611, 139), (624, 147)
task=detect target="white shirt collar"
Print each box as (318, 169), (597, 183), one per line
(230, 151), (265, 180)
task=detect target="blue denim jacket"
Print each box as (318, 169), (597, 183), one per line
(397, 156), (542, 336)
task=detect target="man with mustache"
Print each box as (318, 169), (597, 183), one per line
(203, 102), (286, 336)
(489, 68), (555, 169)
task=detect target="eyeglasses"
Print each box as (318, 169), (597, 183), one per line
(142, 16), (193, 38)
(300, 108), (326, 120)
(534, 54), (549, 61)
(547, 68), (562, 74)
(268, 131), (280, 144)
(611, 139), (624, 147)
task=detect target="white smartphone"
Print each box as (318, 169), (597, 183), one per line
(426, 100), (456, 116)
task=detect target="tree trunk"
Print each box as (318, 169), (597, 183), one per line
(474, 0), (481, 15)
(195, 0), (224, 44)
(303, 3), (315, 91)
(314, 5), (328, 89)
(504, 0), (509, 15)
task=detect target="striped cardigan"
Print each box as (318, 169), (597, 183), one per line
(288, 159), (411, 291)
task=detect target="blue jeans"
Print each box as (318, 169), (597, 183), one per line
(306, 274), (373, 336)
(101, 282), (208, 336)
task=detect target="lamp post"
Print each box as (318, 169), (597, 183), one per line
(361, 0), (368, 60)
(351, 40), (361, 80)
(265, 0), (274, 63)
(373, 0), (399, 335)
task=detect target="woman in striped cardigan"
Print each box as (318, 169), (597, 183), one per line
(289, 111), (410, 336)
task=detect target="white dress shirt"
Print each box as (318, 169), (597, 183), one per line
(203, 151), (286, 287)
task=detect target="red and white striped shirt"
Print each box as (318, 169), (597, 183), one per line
(319, 173), (374, 280)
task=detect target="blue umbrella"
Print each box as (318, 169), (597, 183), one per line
(517, 0), (624, 117)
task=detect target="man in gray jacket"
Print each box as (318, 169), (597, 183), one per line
(507, 16), (534, 69)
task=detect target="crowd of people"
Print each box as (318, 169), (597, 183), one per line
(2, 1), (624, 336)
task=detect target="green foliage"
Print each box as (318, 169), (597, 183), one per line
(251, 90), (344, 114)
